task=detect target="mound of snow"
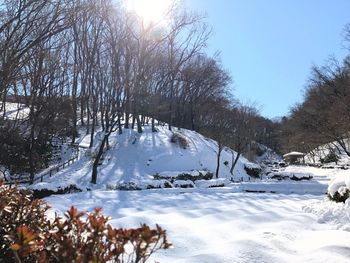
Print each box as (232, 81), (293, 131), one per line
(195, 178), (229, 188)
(303, 198), (350, 231)
(327, 171), (350, 198)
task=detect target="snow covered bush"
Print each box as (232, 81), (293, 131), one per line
(244, 163), (262, 177)
(172, 180), (195, 188)
(154, 170), (213, 183)
(0, 181), (170, 262)
(328, 175), (350, 203)
(112, 180), (173, 190)
(31, 184), (82, 198)
(269, 172), (313, 181)
(321, 152), (339, 164)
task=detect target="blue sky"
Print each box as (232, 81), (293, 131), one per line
(185, 0), (350, 119)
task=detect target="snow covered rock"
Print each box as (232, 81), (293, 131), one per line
(172, 180), (195, 188)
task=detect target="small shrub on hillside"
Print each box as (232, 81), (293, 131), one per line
(321, 152), (339, 164)
(244, 164), (261, 178)
(0, 181), (170, 262)
(223, 160), (229, 166)
(170, 133), (190, 149)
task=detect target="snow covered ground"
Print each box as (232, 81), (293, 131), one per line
(0, 102), (29, 120)
(31, 126), (256, 191)
(22, 122), (350, 262)
(46, 188), (350, 263)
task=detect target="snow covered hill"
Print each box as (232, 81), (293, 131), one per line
(304, 139), (350, 166)
(31, 125), (257, 191)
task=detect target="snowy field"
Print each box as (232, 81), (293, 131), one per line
(46, 187), (350, 263)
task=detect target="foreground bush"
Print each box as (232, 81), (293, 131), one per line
(0, 181), (170, 262)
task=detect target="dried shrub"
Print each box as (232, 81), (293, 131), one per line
(0, 181), (171, 263)
(243, 165), (261, 178)
(321, 152), (339, 164)
(170, 133), (190, 149)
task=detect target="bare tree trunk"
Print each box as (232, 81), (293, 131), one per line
(215, 144), (222, 179)
(91, 133), (108, 184)
(151, 118), (157, 132)
(136, 115), (142, 133)
(230, 151), (241, 175)
(131, 116), (135, 129)
(125, 112), (129, 128)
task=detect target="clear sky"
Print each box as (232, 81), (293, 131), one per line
(184, 0), (350, 119)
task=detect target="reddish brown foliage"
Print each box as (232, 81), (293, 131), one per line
(0, 181), (171, 263)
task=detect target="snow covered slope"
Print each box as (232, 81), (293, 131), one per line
(0, 102), (29, 120)
(304, 139), (350, 166)
(32, 125), (256, 191)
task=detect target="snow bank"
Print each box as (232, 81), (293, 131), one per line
(303, 198), (350, 231)
(269, 171), (313, 181)
(157, 170), (208, 178)
(238, 181), (327, 195)
(195, 178), (229, 188)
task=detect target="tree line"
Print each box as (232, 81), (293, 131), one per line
(278, 25), (350, 160)
(0, 0), (276, 183)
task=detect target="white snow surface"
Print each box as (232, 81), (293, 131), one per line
(304, 197), (350, 231)
(46, 188), (350, 263)
(0, 102), (29, 120)
(40, 150), (350, 262)
(31, 126), (254, 191)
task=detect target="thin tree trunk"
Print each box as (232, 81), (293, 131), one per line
(91, 134), (108, 184)
(125, 112), (129, 128)
(230, 152), (241, 175)
(215, 145), (222, 179)
(136, 115), (142, 133)
(131, 116), (135, 129)
(151, 118), (157, 132)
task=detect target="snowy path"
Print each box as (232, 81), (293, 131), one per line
(46, 189), (350, 263)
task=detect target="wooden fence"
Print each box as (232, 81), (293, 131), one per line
(3, 153), (79, 187)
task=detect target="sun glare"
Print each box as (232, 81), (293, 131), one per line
(125, 0), (173, 25)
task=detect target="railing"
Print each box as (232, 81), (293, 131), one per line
(4, 152), (79, 186)
(34, 154), (79, 183)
